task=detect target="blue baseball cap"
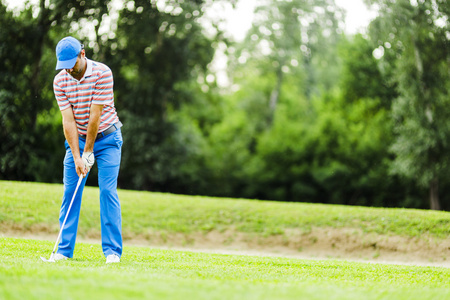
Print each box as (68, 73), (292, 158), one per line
(55, 37), (83, 70)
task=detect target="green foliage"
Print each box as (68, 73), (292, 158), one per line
(367, 0), (450, 208)
(1, 0), (448, 210)
(0, 2), (62, 181)
(227, 0), (344, 122)
(198, 27), (428, 208)
(338, 34), (397, 106)
(251, 91), (419, 207)
(103, 0), (217, 191)
(0, 0), (115, 182)
(202, 69), (277, 197)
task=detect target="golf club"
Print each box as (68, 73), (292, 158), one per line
(41, 174), (84, 262)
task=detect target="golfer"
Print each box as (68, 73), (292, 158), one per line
(52, 36), (123, 263)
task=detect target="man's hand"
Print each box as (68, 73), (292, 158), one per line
(82, 151), (95, 173)
(75, 157), (87, 177)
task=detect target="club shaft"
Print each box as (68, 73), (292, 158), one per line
(49, 174), (84, 257)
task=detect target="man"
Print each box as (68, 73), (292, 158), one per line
(52, 36), (123, 263)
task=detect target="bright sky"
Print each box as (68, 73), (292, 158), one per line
(208, 0), (378, 41)
(335, 0), (378, 34)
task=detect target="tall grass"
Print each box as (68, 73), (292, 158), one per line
(1, 180), (450, 239)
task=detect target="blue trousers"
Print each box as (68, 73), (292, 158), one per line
(58, 129), (123, 258)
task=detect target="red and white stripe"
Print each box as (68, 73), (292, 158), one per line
(53, 58), (119, 136)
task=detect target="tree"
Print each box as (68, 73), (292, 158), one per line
(367, 0), (450, 209)
(103, 0), (216, 191)
(204, 0), (347, 201)
(338, 34), (397, 107)
(0, 0), (113, 182)
(0, 3), (38, 180)
(228, 0), (344, 125)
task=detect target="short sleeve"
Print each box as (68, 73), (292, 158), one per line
(53, 78), (71, 111)
(92, 69), (114, 106)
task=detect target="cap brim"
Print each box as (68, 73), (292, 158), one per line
(55, 56), (78, 70)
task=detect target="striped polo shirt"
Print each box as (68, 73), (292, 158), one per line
(53, 58), (119, 136)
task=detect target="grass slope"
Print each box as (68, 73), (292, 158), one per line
(1, 237), (450, 300)
(1, 180), (450, 240)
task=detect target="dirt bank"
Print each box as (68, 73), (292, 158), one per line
(3, 225), (449, 268)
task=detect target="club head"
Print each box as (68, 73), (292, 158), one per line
(40, 256), (55, 263)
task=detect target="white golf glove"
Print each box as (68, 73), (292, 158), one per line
(82, 151), (95, 172)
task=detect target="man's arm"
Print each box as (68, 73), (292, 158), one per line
(61, 107), (87, 177)
(84, 104), (104, 152)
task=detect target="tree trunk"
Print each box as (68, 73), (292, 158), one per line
(30, 0), (49, 130)
(268, 65), (283, 125)
(429, 177), (440, 210)
(414, 34), (440, 211)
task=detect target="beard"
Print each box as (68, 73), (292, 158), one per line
(68, 67), (83, 77)
(66, 57), (85, 79)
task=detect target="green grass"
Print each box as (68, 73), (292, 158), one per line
(1, 180), (450, 240)
(1, 237), (449, 300)
(2, 181), (450, 299)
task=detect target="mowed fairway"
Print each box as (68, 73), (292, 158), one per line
(1, 180), (450, 299)
(1, 237), (450, 300)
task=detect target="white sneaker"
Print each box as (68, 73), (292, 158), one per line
(53, 253), (69, 261)
(106, 254), (120, 264)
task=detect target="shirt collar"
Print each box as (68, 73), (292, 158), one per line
(84, 58), (93, 78)
(67, 57), (92, 82)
